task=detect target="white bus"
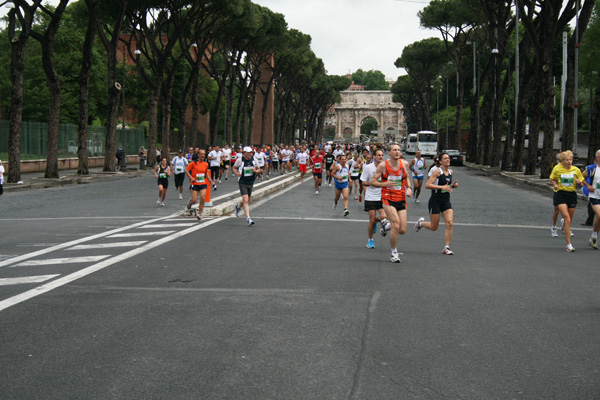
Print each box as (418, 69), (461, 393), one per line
(406, 133), (418, 154)
(416, 130), (438, 157)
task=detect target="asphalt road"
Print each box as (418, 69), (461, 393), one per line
(0, 158), (599, 399)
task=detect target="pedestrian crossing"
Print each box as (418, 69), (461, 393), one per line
(0, 214), (224, 312)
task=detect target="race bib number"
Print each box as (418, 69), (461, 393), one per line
(341, 174), (348, 182)
(243, 167), (254, 176)
(196, 173), (205, 183)
(388, 175), (403, 190)
(560, 173), (574, 187)
(351, 169), (359, 177)
(159, 173), (167, 179)
(314, 163), (321, 169)
(176, 167), (183, 173)
(596, 182), (600, 190)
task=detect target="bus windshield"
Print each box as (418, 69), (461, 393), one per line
(418, 133), (436, 143)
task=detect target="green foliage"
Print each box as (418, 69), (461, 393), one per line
(360, 117), (378, 135)
(351, 69), (389, 90)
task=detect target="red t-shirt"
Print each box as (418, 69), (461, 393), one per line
(311, 155), (325, 173)
(186, 161), (210, 185)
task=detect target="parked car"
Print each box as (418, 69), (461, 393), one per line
(442, 149), (464, 166)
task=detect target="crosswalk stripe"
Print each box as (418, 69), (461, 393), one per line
(0, 275), (60, 286)
(67, 241), (147, 250)
(13, 255), (111, 267)
(137, 223), (196, 228)
(108, 231), (174, 238)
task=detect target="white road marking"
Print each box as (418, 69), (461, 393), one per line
(13, 255), (112, 267)
(0, 213), (181, 269)
(0, 217), (225, 312)
(108, 231), (175, 238)
(67, 241), (147, 250)
(0, 275), (60, 286)
(136, 223), (196, 228)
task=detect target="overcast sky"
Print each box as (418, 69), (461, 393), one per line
(254, 0), (438, 80)
(1, 0), (439, 80)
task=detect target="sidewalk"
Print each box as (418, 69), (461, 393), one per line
(463, 162), (590, 201)
(2, 166), (147, 193)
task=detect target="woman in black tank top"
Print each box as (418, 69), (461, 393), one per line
(414, 152), (459, 255)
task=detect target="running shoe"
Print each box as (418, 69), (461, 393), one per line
(379, 219), (389, 237)
(442, 246), (454, 255)
(179, 194), (182, 200)
(390, 253), (401, 263)
(560, 218), (574, 236)
(566, 244), (575, 253)
(247, 218), (255, 226)
(415, 199), (420, 203)
(160, 202), (165, 206)
(196, 214), (203, 221)
(354, 196), (358, 200)
(333, 202), (337, 209)
(186, 201), (192, 210)
(328, 183), (332, 187)
(415, 217), (425, 232)
(366, 239), (375, 249)
(315, 190), (319, 195)
(551, 226), (558, 237)
(344, 209), (349, 216)
(234, 203), (240, 217)
(218, 179), (222, 183)
(157, 199), (161, 204)
(589, 236), (598, 249)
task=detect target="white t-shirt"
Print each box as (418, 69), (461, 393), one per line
(297, 152), (309, 165)
(589, 165), (600, 200)
(360, 163), (381, 201)
(171, 156), (188, 175)
(428, 166), (439, 177)
(0, 164), (4, 185)
(208, 150), (221, 167)
(222, 148), (232, 161)
(333, 149), (344, 158)
(254, 152), (265, 166)
(281, 150), (291, 162)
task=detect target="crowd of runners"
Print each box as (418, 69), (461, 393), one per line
(154, 141), (600, 261)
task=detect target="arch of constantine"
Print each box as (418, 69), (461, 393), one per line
(334, 91), (405, 142)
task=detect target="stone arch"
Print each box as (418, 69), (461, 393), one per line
(343, 127), (353, 142)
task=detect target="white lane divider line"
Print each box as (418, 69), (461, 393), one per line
(67, 241), (147, 250)
(12, 255), (112, 267)
(0, 217), (225, 312)
(108, 231), (175, 238)
(136, 223), (196, 229)
(0, 275), (60, 286)
(0, 212), (183, 269)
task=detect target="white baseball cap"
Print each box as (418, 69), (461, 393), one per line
(243, 146), (253, 153)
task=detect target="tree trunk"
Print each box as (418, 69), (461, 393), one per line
(454, 70), (466, 150)
(589, 74), (600, 164)
(161, 71), (175, 159)
(540, 49), (557, 179)
(189, 70), (200, 148)
(147, 86), (161, 168)
(7, 36), (27, 184)
(77, 0), (97, 176)
(42, 42), (61, 179)
(525, 76), (543, 175)
(103, 50), (120, 171)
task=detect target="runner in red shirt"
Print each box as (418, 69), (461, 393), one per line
(310, 148), (325, 195)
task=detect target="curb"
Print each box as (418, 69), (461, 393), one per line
(3, 169), (146, 193)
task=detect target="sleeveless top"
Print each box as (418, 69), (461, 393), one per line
(431, 169), (452, 201)
(381, 160), (407, 202)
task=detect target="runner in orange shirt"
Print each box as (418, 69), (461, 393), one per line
(185, 150), (211, 221)
(371, 143), (412, 263)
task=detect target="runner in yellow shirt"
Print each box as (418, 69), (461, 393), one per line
(549, 150), (584, 252)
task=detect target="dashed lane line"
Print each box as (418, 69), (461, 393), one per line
(0, 275), (61, 286)
(0, 217), (226, 312)
(67, 241), (147, 250)
(0, 212), (182, 269)
(12, 255), (112, 267)
(108, 231), (175, 238)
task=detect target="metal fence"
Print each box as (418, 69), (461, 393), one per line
(0, 120), (146, 159)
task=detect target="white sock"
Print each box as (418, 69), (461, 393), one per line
(593, 232), (598, 238)
(391, 248), (398, 255)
